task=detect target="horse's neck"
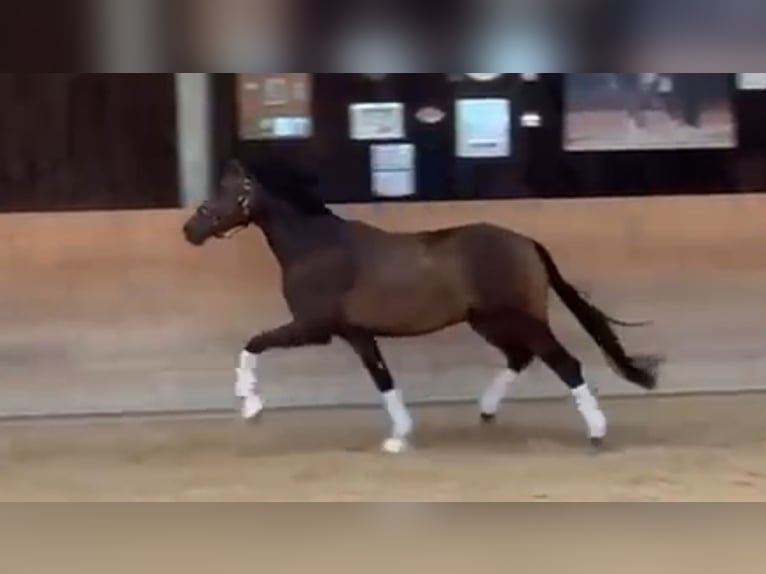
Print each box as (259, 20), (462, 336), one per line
(258, 202), (341, 269)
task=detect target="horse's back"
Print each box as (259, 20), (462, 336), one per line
(338, 222), (474, 334)
(348, 220), (544, 290)
(340, 220), (549, 333)
(427, 223), (549, 317)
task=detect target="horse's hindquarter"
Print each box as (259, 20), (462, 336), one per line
(455, 224), (549, 319)
(341, 227), (472, 335)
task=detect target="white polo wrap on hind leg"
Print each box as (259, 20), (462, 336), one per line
(572, 384), (607, 439)
(480, 369), (518, 415)
(236, 350), (264, 420)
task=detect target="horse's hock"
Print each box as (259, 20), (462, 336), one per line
(0, 194), (764, 417)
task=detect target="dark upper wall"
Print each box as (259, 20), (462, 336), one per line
(2, 73), (766, 213)
(0, 74), (178, 213)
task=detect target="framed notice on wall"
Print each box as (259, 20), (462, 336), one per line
(455, 98), (512, 158)
(370, 143), (416, 198)
(349, 102), (405, 141)
(238, 73), (313, 140)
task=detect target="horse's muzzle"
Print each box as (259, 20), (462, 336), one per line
(182, 221), (208, 246)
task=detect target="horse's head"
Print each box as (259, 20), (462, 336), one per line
(183, 159), (266, 246)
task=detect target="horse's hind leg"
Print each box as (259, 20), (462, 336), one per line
(469, 315), (534, 424)
(525, 320), (607, 449)
(479, 347), (534, 425)
(473, 311), (607, 449)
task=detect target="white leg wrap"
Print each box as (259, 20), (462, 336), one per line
(235, 368), (258, 398)
(239, 350), (258, 371)
(381, 389), (413, 454)
(480, 369), (518, 415)
(235, 351), (263, 420)
(235, 351), (259, 398)
(572, 384), (607, 439)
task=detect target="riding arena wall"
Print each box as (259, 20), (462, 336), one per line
(0, 193), (764, 418)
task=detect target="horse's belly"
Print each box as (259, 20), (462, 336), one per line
(379, 299), (464, 335)
(343, 278), (467, 335)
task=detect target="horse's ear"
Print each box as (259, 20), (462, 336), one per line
(224, 158), (246, 178)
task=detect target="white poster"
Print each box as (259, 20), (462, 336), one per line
(370, 143), (416, 198)
(738, 73), (766, 90)
(350, 102), (405, 141)
(455, 98), (512, 158)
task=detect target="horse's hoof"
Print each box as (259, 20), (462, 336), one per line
(589, 437), (606, 453)
(480, 413), (496, 425)
(240, 396), (265, 423)
(381, 437), (410, 455)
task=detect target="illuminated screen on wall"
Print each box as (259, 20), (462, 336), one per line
(455, 98), (512, 158)
(564, 74), (736, 151)
(238, 74), (312, 140)
(737, 73), (766, 90)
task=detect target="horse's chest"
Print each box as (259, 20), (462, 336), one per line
(281, 252), (353, 315)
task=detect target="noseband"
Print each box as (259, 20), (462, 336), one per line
(210, 181), (255, 240)
(216, 225), (248, 240)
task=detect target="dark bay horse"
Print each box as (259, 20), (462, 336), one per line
(183, 159), (661, 454)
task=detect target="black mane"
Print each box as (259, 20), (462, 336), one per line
(242, 157), (334, 217)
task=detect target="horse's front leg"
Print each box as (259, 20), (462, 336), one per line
(343, 334), (413, 455)
(236, 321), (333, 420)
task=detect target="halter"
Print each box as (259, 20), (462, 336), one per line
(213, 178), (255, 240)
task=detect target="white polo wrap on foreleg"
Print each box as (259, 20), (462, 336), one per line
(380, 389), (413, 453)
(235, 350), (264, 420)
(235, 350), (259, 398)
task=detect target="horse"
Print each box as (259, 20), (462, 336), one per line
(611, 73), (666, 130)
(182, 158), (662, 454)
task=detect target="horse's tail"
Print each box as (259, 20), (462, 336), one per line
(534, 242), (661, 390)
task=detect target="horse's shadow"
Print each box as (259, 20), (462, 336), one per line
(395, 420), (667, 455)
(228, 414), (671, 459)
